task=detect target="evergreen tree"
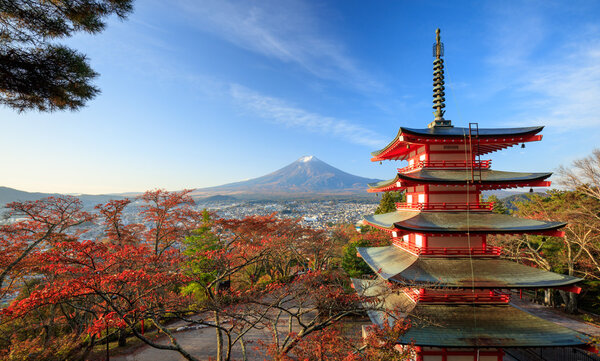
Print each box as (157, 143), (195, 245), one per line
(0, 0), (133, 112)
(374, 191), (404, 214)
(486, 194), (509, 214)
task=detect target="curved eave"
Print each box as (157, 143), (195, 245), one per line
(400, 125), (544, 138)
(371, 126), (544, 162)
(352, 278), (588, 348)
(357, 246), (582, 289)
(398, 169), (552, 185)
(367, 175), (401, 193)
(363, 211), (566, 235)
(368, 170), (553, 193)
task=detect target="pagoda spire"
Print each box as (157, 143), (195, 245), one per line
(429, 28), (452, 128)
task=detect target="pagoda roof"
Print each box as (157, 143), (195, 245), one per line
(363, 210), (566, 235)
(357, 246), (581, 288)
(367, 169), (551, 192)
(351, 278), (588, 348)
(398, 125), (544, 138)
(371, 126), (544, 161)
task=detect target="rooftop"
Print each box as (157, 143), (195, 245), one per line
(367, 169), (551, 192)
(363, 210), (566, 235)
(352, 278), (588, 348)
(357, 245), (581, 288)
(371, 126), (544, 161)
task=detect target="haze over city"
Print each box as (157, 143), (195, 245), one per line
(2, 0), (600, 195)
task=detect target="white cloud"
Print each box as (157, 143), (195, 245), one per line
(515, 41), (600, 129)
(175, 0), (382, 92)
(229, 84), (386, 148)
(480, 3), (600, 131)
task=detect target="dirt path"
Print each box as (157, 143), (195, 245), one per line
(111, 325), (270, 361)
(510, 296), (600, 337)
(109, 316), (369, 361)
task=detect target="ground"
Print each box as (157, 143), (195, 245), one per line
(95, 295), (600, 361)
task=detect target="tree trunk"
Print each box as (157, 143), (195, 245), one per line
(78, 335), (96, 361)
(563, 266), (578, 314)
(240, 337), (247, 361)
(118, 328), (127, 347)
(562, 291), (578, 314)
(544, 288), (552, 306)
(215, 311), (223, 361)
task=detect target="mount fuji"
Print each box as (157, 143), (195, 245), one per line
(191, 156), (380, 199)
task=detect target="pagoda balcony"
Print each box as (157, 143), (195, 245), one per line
(392, 239), (502, 257)
(395, 201), (494, 212)
(397, 160), (491, 173)
(403, 289), (511, 304)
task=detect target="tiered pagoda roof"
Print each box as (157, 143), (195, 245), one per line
(368, 169), (552, 192)
(357, 246), (580, 288)
(363, 210), (566, 235)
(352, 278), (587, 348)
(371, 126), (544, 162)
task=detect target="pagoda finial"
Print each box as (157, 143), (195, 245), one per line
(429, 28), (452, 128)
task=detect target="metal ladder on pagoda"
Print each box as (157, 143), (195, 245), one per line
(468, 123), (482, 183)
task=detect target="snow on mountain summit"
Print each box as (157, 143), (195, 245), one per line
(298, 155), (315, 163)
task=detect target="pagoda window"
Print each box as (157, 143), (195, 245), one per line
(409, 159), (415, 167)
(415, 234), (424, 248)
(403, 234), (409, 243)
(406, 194), (413, 204)
(419, 154), (426, 162)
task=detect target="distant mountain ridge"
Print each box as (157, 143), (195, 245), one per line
(1, 156), (382, 205)
(192, 156), (381, 198)
(0, 186), (123, 208)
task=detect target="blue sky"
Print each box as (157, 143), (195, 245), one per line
(2, 0), (600, 194)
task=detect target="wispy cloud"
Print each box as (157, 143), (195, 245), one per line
(175, 0), (382, 92)
(515, 39), (600, 129)
(480, 3), (600, 131)
(484, 3), (546, 68)
(229, 84), (386, 148)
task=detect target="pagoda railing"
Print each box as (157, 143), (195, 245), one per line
(393, 240), (501, 257)
(404, 289), (510, 304)
(398, 160), (491, 173)
(396, 202), (494, 211)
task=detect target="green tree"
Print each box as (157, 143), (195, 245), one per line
(486, 194), (509, 214)
(1, 0), (133, 112)
(491, 191), (600, 313)
(341, 238), (374, 278)
(374, 191), (404, 214)
(334, 225), (390, 278)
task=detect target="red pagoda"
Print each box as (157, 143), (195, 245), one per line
(352, 29), (588, 361)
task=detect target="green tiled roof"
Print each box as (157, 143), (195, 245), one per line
(352, 278), (587, 348)
(368, 170), (551, 190)
(399, 169), (551, 184)
(367, 175), (401, 189)
(357, 246), (581, 288)
(363, 210), (566, 234)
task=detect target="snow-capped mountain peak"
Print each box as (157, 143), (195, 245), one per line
(298, 155), (315, 163)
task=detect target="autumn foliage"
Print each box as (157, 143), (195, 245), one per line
(0, 190), (407, 361)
